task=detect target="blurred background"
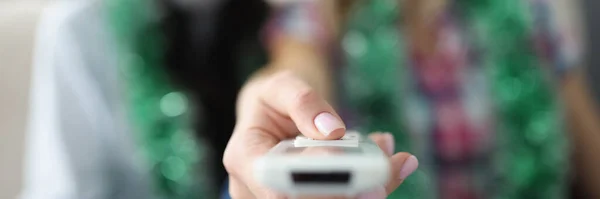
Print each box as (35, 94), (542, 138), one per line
(1, 1), (48, 198)
(1, 0), (600, 198)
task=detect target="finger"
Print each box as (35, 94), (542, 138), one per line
(260, 71), (345, 139)
(384, 153), (419, 194)
(224, 128), (286, 199)
(368, 132), (395, 156)
(355, 186), (387, 199)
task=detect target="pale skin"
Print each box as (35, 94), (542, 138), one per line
(222, 67), (418, 198)
(223, 0), (600, 198)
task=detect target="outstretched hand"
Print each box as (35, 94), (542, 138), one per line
(223, 71), (418, 199)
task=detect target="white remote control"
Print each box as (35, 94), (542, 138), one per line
(253, 131), (390, 196)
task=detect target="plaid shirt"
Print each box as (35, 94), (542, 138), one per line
(265, 0), (582, 198)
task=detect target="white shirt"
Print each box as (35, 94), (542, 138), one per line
(20, 1), (151, 198)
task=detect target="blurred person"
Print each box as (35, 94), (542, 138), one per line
(22, 0), (409, 198)
(21, 1), (152, 198)
(20, 0), (600, 199)
(223, 0), (600, 199)
(21, 0), (270, 198)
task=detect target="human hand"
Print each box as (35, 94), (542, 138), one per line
(223, 71), (419, 199)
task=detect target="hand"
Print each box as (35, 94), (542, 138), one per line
(223, 71), (419, 199)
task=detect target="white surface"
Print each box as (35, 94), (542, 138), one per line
(254, 132), (389, 196)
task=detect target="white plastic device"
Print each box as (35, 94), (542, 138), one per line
(253, 131), (390, 196)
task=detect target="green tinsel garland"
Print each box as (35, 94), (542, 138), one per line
(341, 0), (568, 198)
(105, 0), (213, 198)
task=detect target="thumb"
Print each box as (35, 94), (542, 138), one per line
(260, 71), (346, 139)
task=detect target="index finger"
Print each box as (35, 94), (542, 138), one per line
(260, 71), (345, 140)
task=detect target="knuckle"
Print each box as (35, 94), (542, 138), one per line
(292, 87), (319, 109)
(222, 150), (238, 175)
(272, 70), (297, 80)
(262, 70), (297, 93)
(268, 70), (296, 85)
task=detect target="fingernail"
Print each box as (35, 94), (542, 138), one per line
(399, 155), (419, 180)
(357, 186), (386, 199)
(314, 112), (345, 136)
(384, 133), (394, 155)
